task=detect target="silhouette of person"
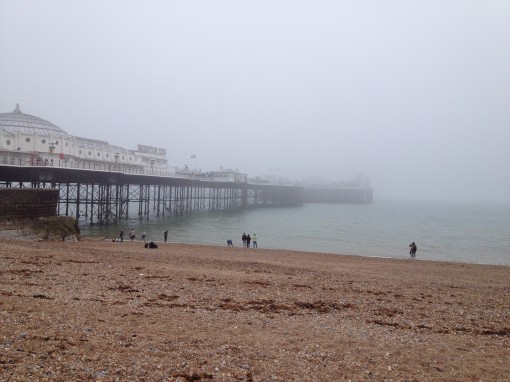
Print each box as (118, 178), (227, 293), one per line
(164, 230), (168, 243)
(409, 242), (417, 259)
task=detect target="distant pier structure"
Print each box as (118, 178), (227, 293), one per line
(303, 176), (373, 203)
(304, 187), (373, 203)
(0, 105), (370, 225)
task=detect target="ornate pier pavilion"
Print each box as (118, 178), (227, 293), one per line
(0, 104), (171, 175)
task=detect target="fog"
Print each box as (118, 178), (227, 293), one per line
(1, 1), (509, 201)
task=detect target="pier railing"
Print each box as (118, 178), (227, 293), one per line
(0, 156), (204, 180)
(0, 156), (259, 184)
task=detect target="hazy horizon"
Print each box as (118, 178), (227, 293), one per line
(1, 1), (509, 202)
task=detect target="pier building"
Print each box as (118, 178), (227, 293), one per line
(0, 104), (171, 175)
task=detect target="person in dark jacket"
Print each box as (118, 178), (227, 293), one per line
(409, 242), (417, 259)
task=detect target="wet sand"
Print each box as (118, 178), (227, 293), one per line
(1, 238), (509, 381)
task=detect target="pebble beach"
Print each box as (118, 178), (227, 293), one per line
(1, 238), (509, 381)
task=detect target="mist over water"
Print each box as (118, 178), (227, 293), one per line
(81, 199), (510, 266)
(2, 2), (510, 203)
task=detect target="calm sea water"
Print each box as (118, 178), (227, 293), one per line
(79, 199), (510, 266)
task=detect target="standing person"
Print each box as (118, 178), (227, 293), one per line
(129, 228), (135, 241)
(242, 233), (247, 247)
(119, 229), (124, 242)
(252, 233), (258, 248)
(141, 230), (146, 242)
(246, 234), (251, 248)
(164, 230), (168, 243)
(409, 242), (417, 259)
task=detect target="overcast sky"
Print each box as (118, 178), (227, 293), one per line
(1, 1), (509, 201)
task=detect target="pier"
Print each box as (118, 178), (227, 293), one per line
(0, 165), (303, 225)
(0, 105), (371, 226)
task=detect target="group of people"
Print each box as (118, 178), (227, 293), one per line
(130, 229), (146, 241)
(115, 228), (169, 244)
(242, 233), (258, 248)
(226, 233), (259, 248)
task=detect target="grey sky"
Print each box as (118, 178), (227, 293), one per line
(1, 1), (509, 201)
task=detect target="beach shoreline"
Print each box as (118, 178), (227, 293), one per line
(83, 234), (510, 268)
(1, 238), (509, 381)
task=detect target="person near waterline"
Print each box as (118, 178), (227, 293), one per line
(246, 234), (251, 248)
(129, 229), (135, 241)
(242, 233), (247, 247)
(409, 242), (417, 259)
(252, 233), (258, 248)
(119, 229), (124, 242)
(227, 239), (233, 247)
(141, 230), (146, 242)
(164, 230), (168, 243)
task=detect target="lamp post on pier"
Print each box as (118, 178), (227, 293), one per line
(49, 142), (56, 166)
(114, 152), (119, 171)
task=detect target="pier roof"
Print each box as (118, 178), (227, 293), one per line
(0, 104), (68, 136)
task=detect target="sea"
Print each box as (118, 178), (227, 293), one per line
(79, 199), (510, 266)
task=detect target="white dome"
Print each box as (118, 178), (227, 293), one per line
(0, 104), (68, 136)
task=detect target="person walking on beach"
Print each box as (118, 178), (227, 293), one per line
(141, 230), (146, 242)
(164, 230), (168, 243)
(119, 229), (124, 242)
(129, 229), (135, 241)
(242, 233), (247, 247)
(252, 233), (258, 248)
(409, 242), (417, 259)
(246, 234), (251, 248)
